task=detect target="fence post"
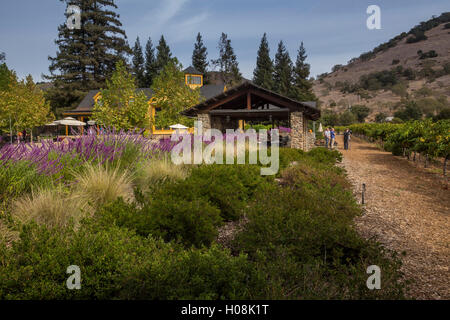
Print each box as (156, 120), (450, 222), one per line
(362, 183), (366, 205)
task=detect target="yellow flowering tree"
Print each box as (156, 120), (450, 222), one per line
(93, 61), (149, 130)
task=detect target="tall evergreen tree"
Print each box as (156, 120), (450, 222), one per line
(253, 33), (274, 90)
(273, 40), (293, 97)
(192, 32), (208, 78)
(292, 42), (316, 101)
(144, 37), (157, 87)
(211, 33), (242, 86)
(132, 37), (145, 87)
(155, 35), (172, 74)
(44, 0), (131, 114)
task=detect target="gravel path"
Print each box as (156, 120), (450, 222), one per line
(336, 135), (450, 299)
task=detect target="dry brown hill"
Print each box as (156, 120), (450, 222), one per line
(313, 15), (450, 121)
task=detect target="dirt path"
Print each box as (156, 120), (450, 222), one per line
(335, 135), (450, 300)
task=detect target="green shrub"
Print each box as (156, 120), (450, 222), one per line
(182, 164), (267, 221)
(0, 161), (53, 203)
(306, 147), (342, 164)
(0, 221), (261, 300)
(232, 171), (406, 299)
(97, 196), (222, 248)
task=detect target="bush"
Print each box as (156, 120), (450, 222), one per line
(182, 164), (267, 221)
(0, 161), (53, 203)
(232, 166), (406, 299)
(0, 221), (260, 299)
(97, 196), (222, 248)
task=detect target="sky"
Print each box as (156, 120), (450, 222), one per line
(0, 0), (449, 82)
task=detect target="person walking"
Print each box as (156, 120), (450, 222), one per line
(329, 128), (336, 149)
(343, 128), (351, 150)
(324, 127), (330, 149)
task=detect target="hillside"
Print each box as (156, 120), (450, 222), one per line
(314, 13), (450, 121)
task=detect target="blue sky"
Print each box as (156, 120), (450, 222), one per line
(0, 0), (448, 82)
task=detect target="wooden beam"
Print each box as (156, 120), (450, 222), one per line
(203, 89), (248, 111)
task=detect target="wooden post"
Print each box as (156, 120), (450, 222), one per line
(362, 183), (366, 205)
(247, 92), (251, 110)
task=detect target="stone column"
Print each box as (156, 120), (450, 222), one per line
(197, 113), (211, 130)
(290, 111), (305, 150)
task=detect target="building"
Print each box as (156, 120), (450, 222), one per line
(182, 81), (320, 151)
(62, 66), (226, 134)
(63, 66), (320, 150)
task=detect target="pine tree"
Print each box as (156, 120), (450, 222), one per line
(144, 37), (157, 87)
(132, 37), (145, 87)
(292, 42), (316, 101)
(192, 32), (208, 78)
(44, 0), (131, 114)
(211, 33), (242, 86)
(273, 40), (293, 97)
(253, 33), (274, 90)
(155, 35), (172, 74)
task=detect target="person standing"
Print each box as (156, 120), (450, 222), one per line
(324, 127), (330, 148)
(330, 128), (336, 149)
(343, 128), (351, 150)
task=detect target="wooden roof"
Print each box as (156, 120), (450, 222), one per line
(181, 81), (320, 120)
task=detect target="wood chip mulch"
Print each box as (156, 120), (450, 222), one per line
(336, 135), (450, 300)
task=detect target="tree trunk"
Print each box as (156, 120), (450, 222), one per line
(413, 152), (416, 162)
(425, 154), (429, 168)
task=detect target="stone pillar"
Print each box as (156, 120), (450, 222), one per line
(290, 111), (306, 150)
(197, 113), (211, 130)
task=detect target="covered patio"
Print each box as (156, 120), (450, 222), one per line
(182, 81), (320, 151)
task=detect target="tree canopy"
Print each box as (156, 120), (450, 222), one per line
(155, 35), (173, 74)
(44, 0), (131, 116)
(151, 59), (202, 129)
(144, 37), (158, 87)
(273, 40), (293, 97)
(92, 61), (149, 130)
(192, 33), (208, 78)
(0, 71), (53, 135)
(211, 33), (242, 86)
(132, 37), (146, 88)
(292, 42), (316, 101)
(253, 33), (274, 90)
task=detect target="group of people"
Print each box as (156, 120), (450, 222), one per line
(323, 127), (352, 150)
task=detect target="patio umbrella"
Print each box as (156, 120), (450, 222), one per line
(169, 124), (188, 129)
(318, 123), (323, 132)
(58, 117), (86, 126)
(45, 121), (60, 126)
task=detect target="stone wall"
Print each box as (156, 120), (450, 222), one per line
(197, 113), (211, 130)
(290, 111), (305, 150)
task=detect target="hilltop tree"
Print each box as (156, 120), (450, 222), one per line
(144, 37), (158, 87)
(253, 33), (274, 90)
(44, 0), (131, 115)
(0, 52), (4, 63)
(273, 40), (293, 97)
(292, 42), (316, 101)
(151, 59), (202, 129)
(211, 33), (242, 86)
(192, 33), (208, 79)
(92, 61), (149, 130)
(155, 35), (172, 74)
(132, 37), (146, 87)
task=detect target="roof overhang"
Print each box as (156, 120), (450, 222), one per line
(181, 81), (320, 120)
